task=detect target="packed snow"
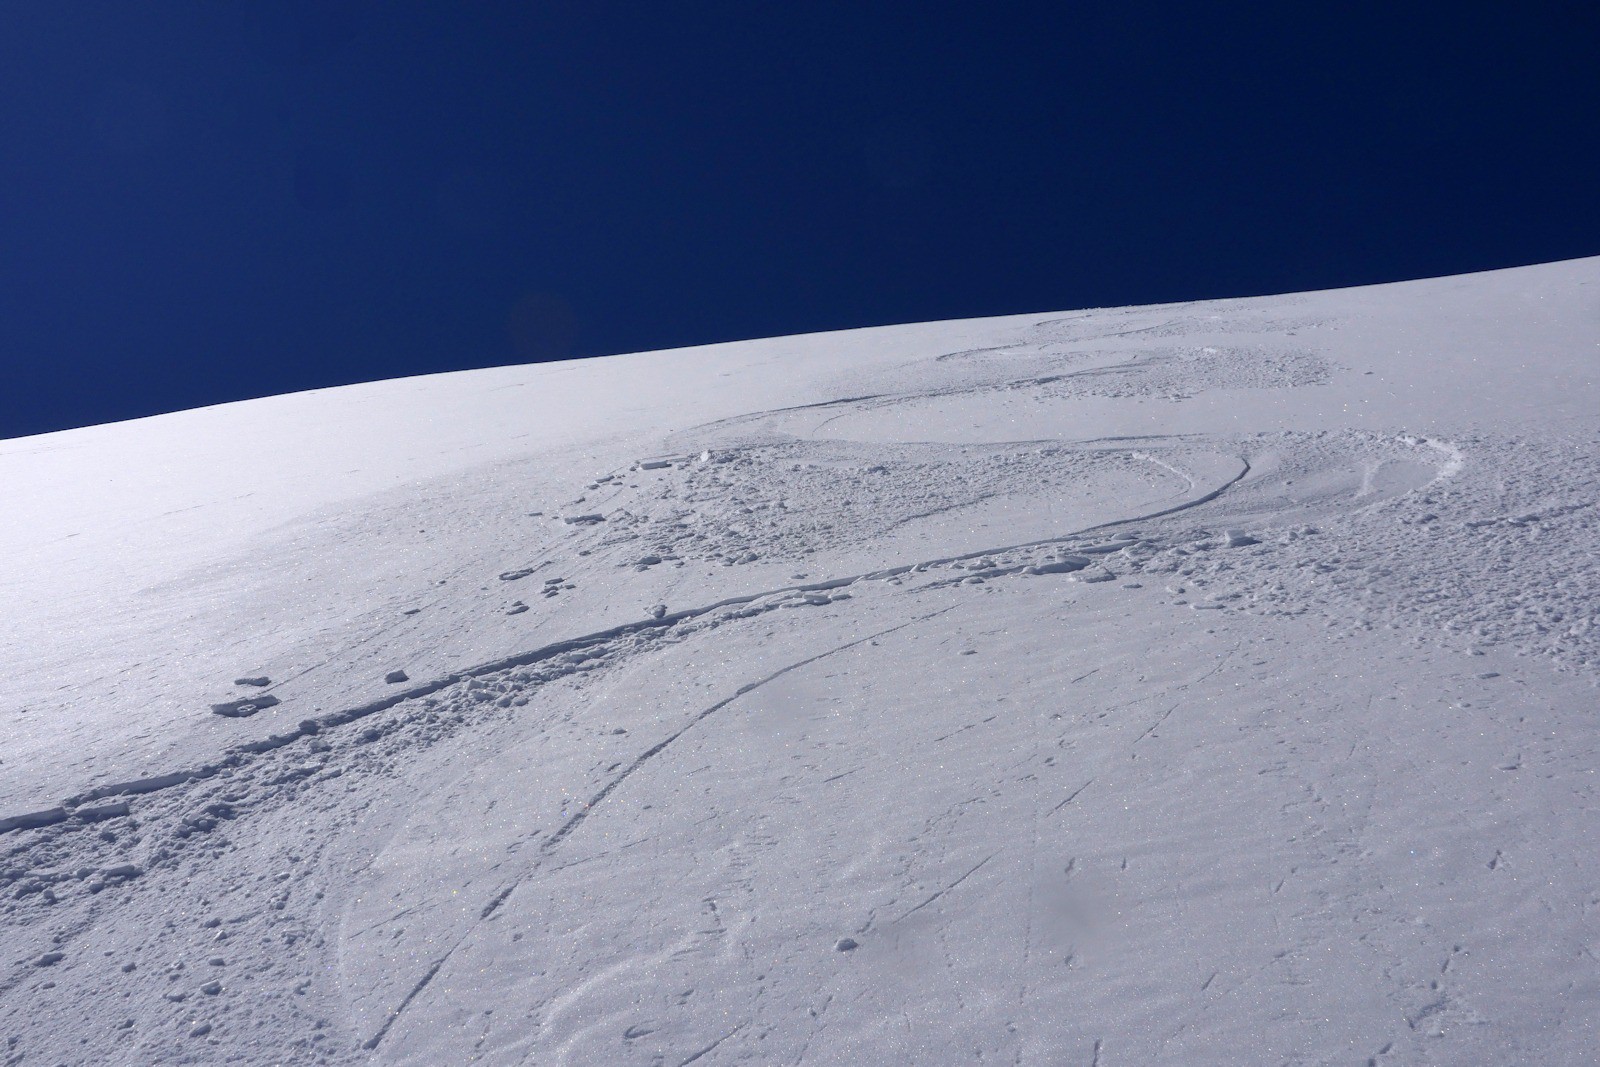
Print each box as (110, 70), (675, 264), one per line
(3, 257), (1599, 1064)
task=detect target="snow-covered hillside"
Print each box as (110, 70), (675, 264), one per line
(4, 257), (1599, 1064)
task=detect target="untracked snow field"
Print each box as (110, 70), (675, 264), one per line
(3, 258), (1600, 1064)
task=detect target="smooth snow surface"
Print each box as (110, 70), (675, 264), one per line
(4, 257), (1600, 1064)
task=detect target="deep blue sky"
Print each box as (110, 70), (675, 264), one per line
(3, 3), (1597, 438)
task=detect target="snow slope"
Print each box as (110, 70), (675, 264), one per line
(3, 257), (1599, 1064)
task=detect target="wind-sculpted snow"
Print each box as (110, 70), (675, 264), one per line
(4, 257), (1600, 1064)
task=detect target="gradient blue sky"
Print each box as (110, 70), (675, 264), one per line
(3, 3), (1597, 438)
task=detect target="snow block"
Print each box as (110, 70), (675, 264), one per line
(211, 694), (281, 718)
(0, 808), (68, 834)
(233, 729), (309, 755)
(73, 801), (131, 822)
(77, 771), (195, 801)
(1024, 556), (1092, 576)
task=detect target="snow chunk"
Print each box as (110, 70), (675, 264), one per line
(1024, 555), (1091, 576)
(211, 694), (280, 718)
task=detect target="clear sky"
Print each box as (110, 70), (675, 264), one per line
(3, 3), (1597, 438)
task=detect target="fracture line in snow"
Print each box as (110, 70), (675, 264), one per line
(700, 337), (1185, 440)
(675, 1022), (748, 1066)
(541, 608), (954, 858)
(0, 455), (1249, 835)
(894, 852), (999, 923)
(1131, 704), (1181, 747)
(361, 610), (951, 1052)
(1050, 778), (1095, 815)
(360, 958), (447, 1051)
(673, 390), (892, 441)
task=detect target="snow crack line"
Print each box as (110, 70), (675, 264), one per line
(362, 607), (952, 1052)
(676, 1022), (748, 1066)
(540, 607), (953, 858)
(1050, 778), (1095, 815)
(894, 851), (998, 924)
